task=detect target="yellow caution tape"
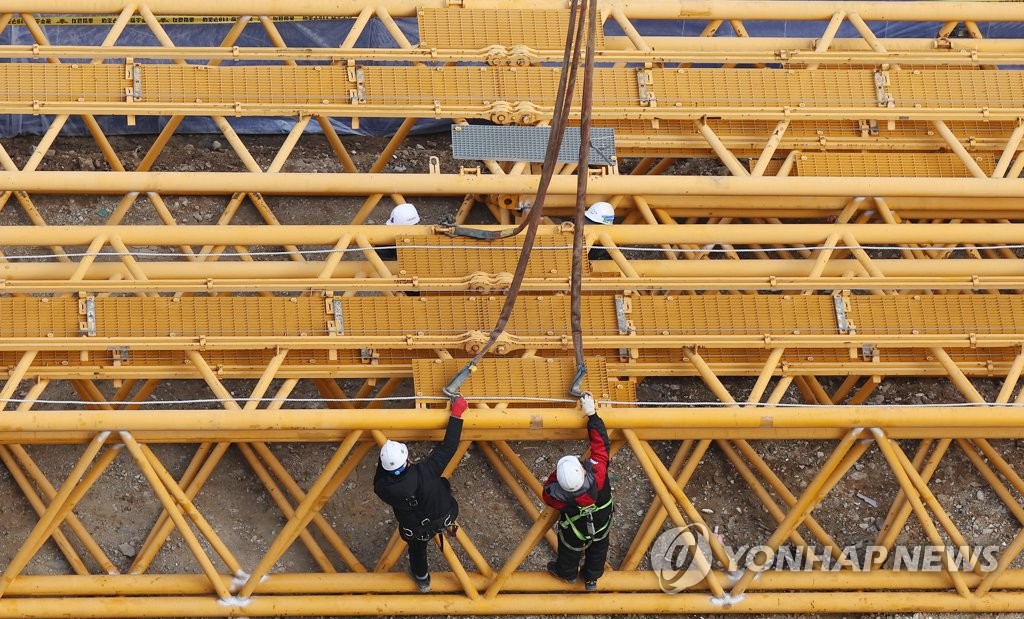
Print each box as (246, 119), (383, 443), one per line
(6, 15), (340, 26)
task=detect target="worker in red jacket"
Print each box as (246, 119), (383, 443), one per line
(542, 392), (613, 592)
(374, 395), (467, 593)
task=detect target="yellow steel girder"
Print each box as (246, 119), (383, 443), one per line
(0, 293), (1019, 381)
(5, 64), (1024, 123)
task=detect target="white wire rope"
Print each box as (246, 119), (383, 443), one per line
(5, 242), (1024, 261)
(0, 396), (1018, 408)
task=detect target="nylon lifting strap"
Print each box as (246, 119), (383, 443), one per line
(443, 0), (589, 398)
(568, 0), (600, 398)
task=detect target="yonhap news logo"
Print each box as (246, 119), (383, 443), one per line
(650, 524), (714, 593)
(649, 525), (1003, 595)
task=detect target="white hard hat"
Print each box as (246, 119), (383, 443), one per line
(380, 440), (409, 471)
(556, 455), (586, 492)
(585, 201), (614, 225)
(386, 203), (420, 226)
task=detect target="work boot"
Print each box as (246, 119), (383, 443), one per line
(546, 560), (577, 584)
(584, 579), (598, 592)
(408, 567), (431, 593)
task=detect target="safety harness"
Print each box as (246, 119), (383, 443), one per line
(555, 465), (614, 551)
(558, 497), (614, 550)
(398, 475), (457, 544)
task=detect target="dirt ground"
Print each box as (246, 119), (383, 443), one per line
(0, 133), (1021, 619)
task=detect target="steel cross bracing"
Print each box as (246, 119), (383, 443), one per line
(0, 1), (1023, 616)
(5, 411), (1024, 615)
(1, 1), (1024, 230)
(0, 223), (1022, 292)
(4, 172), (1024, 225)
(0, 221), (1015, 614)
(0, 219), (1020, 614)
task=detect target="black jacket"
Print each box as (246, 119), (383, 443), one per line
(374, 416), (463, 534)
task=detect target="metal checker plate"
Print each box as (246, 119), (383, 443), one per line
(630, 296), (837, 336)
(653, 68), (877, 108)
(143, 65), (349, 104)
(91, 297), (325, 337)
(797, 152), (996, 177)
(412, 356), (628, 407)
(891, 70), (1024, 108)
(338, 296), (617, 338)
(850, 296), (1024, 336)
(452, 125), (616, 165)
(362, 66), (638, 109)
(0, 298), (79, 338)
(0, 64), (126, 103)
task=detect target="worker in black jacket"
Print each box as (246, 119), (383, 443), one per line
(374, 395), (467, 592)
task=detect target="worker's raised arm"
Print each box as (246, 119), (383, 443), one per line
(582, 393), (611, 486)
(421, 396), (467, 477)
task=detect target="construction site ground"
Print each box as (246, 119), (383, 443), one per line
(0, 133), (1017, 619)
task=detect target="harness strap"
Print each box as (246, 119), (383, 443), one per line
(560, 497), (614, 543)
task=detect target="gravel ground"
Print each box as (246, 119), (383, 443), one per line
(0, 133), (1020, 619)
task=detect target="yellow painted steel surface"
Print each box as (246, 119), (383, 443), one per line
(607, 118), (1024, 156)
(4, 63), (1024, 122)
(395, 232), (585, 278)
(795, 152), (997, 177)
(2, 294), (1022, 346)
(3, 1), (1024, 616)
(417, 8), (606, 49)
(0, 293), (1020, 380)
(412, 357), (635, 405)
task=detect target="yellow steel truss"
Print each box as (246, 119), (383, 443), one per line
(1, 1), (1024, 616)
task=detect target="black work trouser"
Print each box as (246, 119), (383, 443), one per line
(407, 537), (430, 577)
(555, 534), (610, 582)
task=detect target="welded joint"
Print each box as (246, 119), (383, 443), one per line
(858, 119), (880, 137)
(231, 570), (252, 591)
(861, 343), (878, 362)
(217, 596), (252, 608)
(79, 296), (97, 337)
(832, 295), (850, 334)
(832, 292), (855, 335)
(331, 298), (345, 335)
(873, 71), (894, 108)
(710, 593), (746, 607)
(614, 295), (636, 359)
(229, 572), (268, 594)
(636, 69), (656, 107)
(124, 59), (143, 105)
(873, 70), (896, 130)
(109, 346), (130, 364)
(347, 66), (366, 104)
(130, 63), (142, 102)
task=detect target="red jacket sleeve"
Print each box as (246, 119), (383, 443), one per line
(542, 471), (568, 509)
(587, 414), (611, 490)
